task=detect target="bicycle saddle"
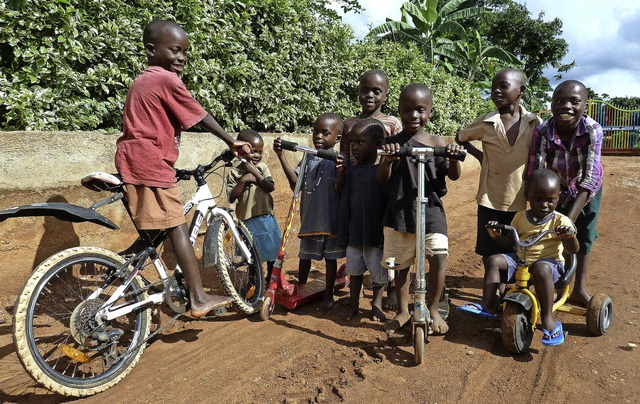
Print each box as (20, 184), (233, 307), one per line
(81, 172), (123, 192)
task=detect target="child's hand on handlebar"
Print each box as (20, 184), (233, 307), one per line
(381, 142), (401, 162)
(335, 153), (346, 172)
(231, 141), (251, 158)
(485, 221), (503, 239)
(444, 144), (464, 160)
(556, 225), (577, 239)
(273, 137), (284, 157)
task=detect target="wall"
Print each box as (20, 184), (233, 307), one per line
(0, 131), (479, 192)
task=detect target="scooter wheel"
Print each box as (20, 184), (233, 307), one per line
(414, 326), (425, 365)
(586, 293), (613, 336)
(501, 302), (533, 354)
(260, 296), (274, 321)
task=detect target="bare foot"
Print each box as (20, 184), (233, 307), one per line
(385, 311), (411, 334)
(343, 306), (359, 321)
(190, 294), (231, 318)
(429, 308), (449, 334)
(382, 289), (398, 311)
(316, 297), (335, 312)
(371, 305), (387, 322)
(568, 290), (591, 308)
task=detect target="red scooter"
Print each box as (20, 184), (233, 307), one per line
(260, 140), (348, 320)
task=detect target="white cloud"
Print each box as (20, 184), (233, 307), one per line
(332, 0), (640, 98)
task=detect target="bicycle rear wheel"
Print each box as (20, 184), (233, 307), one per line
(13, 247), (151, 396)
(209, 218), (264, 314)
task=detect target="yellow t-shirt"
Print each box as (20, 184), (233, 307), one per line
(458, 106), (542, 211)
(511, 210), (575, 266)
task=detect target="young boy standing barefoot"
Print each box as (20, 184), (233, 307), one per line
(378, 84), (464, 334)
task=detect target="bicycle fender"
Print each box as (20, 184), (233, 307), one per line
(501, 291), (533, 310)
(202, 224), (218, 269)
(0, 202), (118, 229)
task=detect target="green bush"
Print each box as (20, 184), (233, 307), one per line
(0, 0), (487, 134)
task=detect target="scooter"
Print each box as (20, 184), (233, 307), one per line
(379, 145), (466, 365)
(260, 140), (349, 320)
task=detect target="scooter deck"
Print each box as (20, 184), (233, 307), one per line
(274, 276), (349, 310)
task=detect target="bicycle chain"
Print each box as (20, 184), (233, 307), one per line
(118, 311), (184, 362)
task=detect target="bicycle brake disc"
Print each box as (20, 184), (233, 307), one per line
(164, 276), (188, 314)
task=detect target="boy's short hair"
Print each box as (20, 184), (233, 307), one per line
(237, 128), (263, 144)
(553, 80), (587, 98)
(143, 19), (183, 45)
(361, 70), (390, 91)
(317, 112), (344, 134)
(352, 118), (385, 142)
(496, 68), (527, 86)
(400, 83), (433, 104)
(527, 169), (560, 193)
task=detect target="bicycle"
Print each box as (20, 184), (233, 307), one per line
(488, 223), (613, 354)
(3, 149), (264, 397)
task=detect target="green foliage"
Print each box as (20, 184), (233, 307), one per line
(368, 0), (485, 64)
(0, 0), (486, 134)
(461, 0), (571, 105)
(348, 40), (489, 136)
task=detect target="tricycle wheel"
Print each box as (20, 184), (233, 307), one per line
(501, 302), (533, 354)
(260, 296), (274, 321)
(414, 326), (425, 365)
(586, 293), (613, 336)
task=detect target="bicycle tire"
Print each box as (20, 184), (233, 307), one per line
(210, 218), (264, 314)
(13, 247), (151, 397)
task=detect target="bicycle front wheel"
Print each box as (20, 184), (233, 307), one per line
(13, 247), (151, 397)
(208, 218), (264, 314)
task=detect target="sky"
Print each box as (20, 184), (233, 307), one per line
(330, 0), (640, 98)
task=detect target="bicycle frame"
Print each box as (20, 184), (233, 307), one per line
(92, 165), (253, 321)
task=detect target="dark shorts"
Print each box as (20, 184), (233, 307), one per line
(299, 235), (346, 261)
(558, 186), (602, 254)
(475, 205), (517, 258)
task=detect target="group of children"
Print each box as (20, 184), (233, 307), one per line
(115, 20), (604, 348)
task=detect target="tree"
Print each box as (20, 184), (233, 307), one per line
(439, 30), (520, 81)
(367, 0), (484, 64)
(461, 0), (572, 106)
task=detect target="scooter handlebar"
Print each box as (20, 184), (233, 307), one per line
(377, 145), (466, 161)
(277, 140), (338, 162)
(279, 140), (299, 152)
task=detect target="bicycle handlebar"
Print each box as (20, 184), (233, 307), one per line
(175, 149), (236, 181)
(377, 145), (466, 161)
(279, 140), (339, 162)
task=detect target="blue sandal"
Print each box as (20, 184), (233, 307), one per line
(456, 302), (497, 320)
(541, 321), (565, 346)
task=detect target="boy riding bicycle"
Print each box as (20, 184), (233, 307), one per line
(115, 19), (248, 318)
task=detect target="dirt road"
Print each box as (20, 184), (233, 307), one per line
(0, 156), (638, 403)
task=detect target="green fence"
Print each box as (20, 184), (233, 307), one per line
(588, 100), (640, 154)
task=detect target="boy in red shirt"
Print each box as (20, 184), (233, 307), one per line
(115, 20), (248, 318)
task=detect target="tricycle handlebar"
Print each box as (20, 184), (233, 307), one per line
(486, 223), (558, 249)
